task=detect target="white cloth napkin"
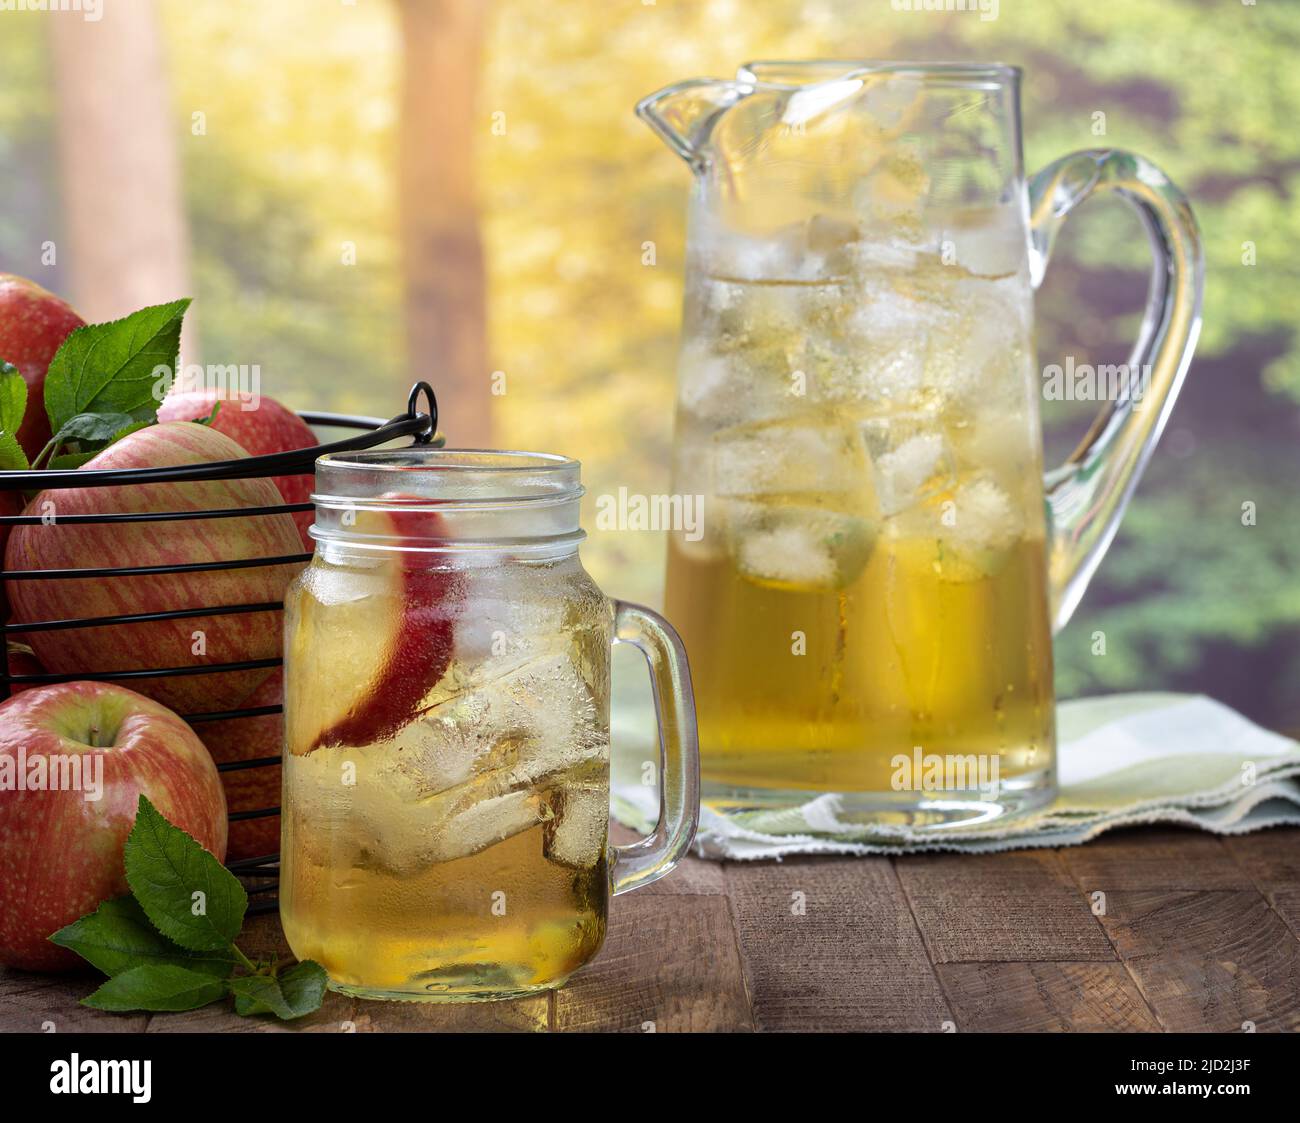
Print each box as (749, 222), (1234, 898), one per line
(610, 693), (1300, 859)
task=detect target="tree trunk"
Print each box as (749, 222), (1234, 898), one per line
(49, 0), (196, 361)
(395, 0), (490, 446)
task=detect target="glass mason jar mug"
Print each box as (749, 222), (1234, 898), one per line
(279, 450), (700, 1002)
(639, 61), (1204, 827)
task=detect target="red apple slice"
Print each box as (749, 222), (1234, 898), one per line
(287, 497), (460, 754)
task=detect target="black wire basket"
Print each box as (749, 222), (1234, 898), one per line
(0, 382), (441, 914)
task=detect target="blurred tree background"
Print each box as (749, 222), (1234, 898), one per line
(0, 0), (1296, 730)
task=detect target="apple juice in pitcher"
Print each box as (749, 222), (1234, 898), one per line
(640, 61), (1203, 824)
(664, 242), (1055, 799)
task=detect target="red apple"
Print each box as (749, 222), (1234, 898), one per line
(0, 487), (20, 621)
(196, 669), (282, 861)
(287, 499), (460, 754)
(0, 680), (228, 971)
(158, 390), (318, 552)
(4, 422), (304, 716)
(0, 275), (86, 462)
(5, 642), (45, 698)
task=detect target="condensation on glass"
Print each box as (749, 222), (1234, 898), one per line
(639, 61), (1203, 827)
(280, 450), (699, 1001)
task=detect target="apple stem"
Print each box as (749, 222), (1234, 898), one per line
(30, 436), (59, 470)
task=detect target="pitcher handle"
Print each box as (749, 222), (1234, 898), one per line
(608, 600), (700, 895)
(1027, 149), (1204, 631)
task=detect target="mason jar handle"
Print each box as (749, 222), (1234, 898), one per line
(609, 600), (700, 895)
(1028, 149), (1204, 631)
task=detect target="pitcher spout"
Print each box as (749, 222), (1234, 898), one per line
(635, 78), (749, 167)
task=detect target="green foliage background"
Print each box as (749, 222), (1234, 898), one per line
(0, 0), (1296, 729)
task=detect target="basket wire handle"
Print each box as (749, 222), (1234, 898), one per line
(405, 381), (439, 445)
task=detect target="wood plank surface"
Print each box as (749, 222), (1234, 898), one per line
(1224, 828), (1300, 937)
(722, 856), (951, 1031)
(936, 962), (1162, 1032)
(1086, 889), (1300, 1032)
(1058, 826), (1300, 1032)
(3, 829), (1297, 1033)
(1063, 828), (1251, 892)
(554, 891), (753, 1032)
(352, 992), (550, 1033)
(0, 967), (147, 1034)
(895, 849), (1114, 964)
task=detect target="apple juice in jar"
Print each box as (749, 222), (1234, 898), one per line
(664, 220), (1055, 802)
(279, 452), (614, 1001)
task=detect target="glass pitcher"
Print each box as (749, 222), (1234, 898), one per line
(638, 61), (1203, 828)
(280, 450), (700, 1000)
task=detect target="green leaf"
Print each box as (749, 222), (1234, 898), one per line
(49, 410), (138, 447)
(229, 961), (328, 1020)
(277, 960), (329, 1014)
(229, 975), (283, 1017)
(123, 794), (247, 952)
(45, 420), (150, 469)
(0, 431), (28, 472)
(0, 361), (27, 435)
(43, 299), (189, 435)
(82, 964), (226, 1013)
(49, 895), (236, 979)
(0, 363), (29, 471)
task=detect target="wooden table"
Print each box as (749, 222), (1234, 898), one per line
(4, 825), (1298, 1033)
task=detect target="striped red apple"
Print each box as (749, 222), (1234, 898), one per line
(195, 668), (283, 861)
(0, 275), (86, 462)
(5, 643), (44, 697)
(158, 390), (318, 551)
(0, 488), (20, 622)
(3, 422), (304, 716)
(0, 680), (227, 971)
